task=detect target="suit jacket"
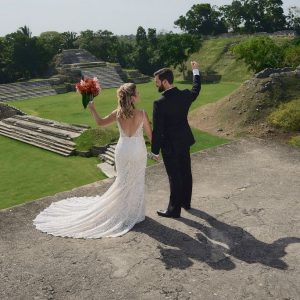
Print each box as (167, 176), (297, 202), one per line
(151, 74), (201, 155)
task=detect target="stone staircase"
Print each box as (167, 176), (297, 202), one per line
(99, 143), (116, 166)
(55, 49), (99, 65)
(81, 66), (124, 88)
(97, 143), (117, 178)
(55, 49), (124, 88)
(0, 78), (66, 102)
(123, 70), (151, 84)
(0, 115), (89, 156)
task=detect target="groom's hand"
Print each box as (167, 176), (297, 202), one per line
(191, 61), (199, 70)
(149, 152), (160, 161)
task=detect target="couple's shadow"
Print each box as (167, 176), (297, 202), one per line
(133, 208), (300, 270)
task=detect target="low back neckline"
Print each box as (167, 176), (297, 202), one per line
(117, 110), (144, 138)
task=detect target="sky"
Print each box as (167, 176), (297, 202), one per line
(0, 0), (299, 37)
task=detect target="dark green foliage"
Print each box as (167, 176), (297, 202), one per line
(284, 45), (300, 68)
(233, 37), (284, 72)
(233, 36), (300, 72)
(74, 127), (119, 151)
(174, 4), (228, 36)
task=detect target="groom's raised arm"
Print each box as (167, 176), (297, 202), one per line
(151, 100), (164, 155)
(190, 65), (201, 102)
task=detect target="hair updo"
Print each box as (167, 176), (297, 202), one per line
(116, 83), (136, 119)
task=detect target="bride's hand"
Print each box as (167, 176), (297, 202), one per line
(87, 101), (95, 111)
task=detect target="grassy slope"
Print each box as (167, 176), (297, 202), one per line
(174, 35), (253, 82)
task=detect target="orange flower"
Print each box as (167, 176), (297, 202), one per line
(75, 77), (101, 96)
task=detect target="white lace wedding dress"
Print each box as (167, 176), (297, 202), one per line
(33, 114), (147, 238)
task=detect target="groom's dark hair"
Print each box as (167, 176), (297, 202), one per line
(154, 68), (174, 84)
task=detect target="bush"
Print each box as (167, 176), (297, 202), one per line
(74, 127), (119, 151)
(284, 45), (300, 68)
(232, 37), (284, 73)
(288, 135), (300, 147)
(267, 99), (300, 131)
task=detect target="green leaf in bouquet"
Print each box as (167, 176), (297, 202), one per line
(82, 94), (93, 109)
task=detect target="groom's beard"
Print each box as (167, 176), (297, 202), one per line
(158, 84), (165, 93)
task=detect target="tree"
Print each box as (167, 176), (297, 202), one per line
(233, 36), (284, 72)
(133, 26), (152, 74)
(158, 33), (202, 78)
(287, 6), (300, 34)
(18, 25), (32, 38)
(61, 31), (78, 49)
(174, 4), (228, 36)
(38, 31), (63, 60)
(220, 1), (244, 32)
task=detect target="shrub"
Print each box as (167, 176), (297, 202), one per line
(232, 37), (284, 73)
(284, 45), (300, 68)
(267, 99), (300, 131)
(74, 127), (119, 151)
(288, 135), (300, 147)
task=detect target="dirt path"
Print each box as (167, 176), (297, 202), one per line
(1, 138), (299, 300)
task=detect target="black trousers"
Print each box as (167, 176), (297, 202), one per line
(161, 146), (192, 215)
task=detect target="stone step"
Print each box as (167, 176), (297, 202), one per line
(2, 118), (77, 140)
(96, 162), (116, 178)
(0, 80), (61, 91)
(99, 153), (115, 165)
(0, 124), (75, 152)
(106, 148), (115, 156)
(0, 90), (57, 101)
(0, 121), (75, 147)
(14, 115), (86, 134)
(105, 152), (115, 160)
(0, 128), (73, 156)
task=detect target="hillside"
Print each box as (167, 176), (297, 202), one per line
(176, 35), (294, 83)
(189, 67), (300, 143)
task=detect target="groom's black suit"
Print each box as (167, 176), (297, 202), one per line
(151, 73), (201, 216)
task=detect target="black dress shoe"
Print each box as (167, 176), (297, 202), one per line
(157, 209), (180, 218)
(181, 204), (191, 210)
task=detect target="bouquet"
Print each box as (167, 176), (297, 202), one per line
(75, 77), (101, 109)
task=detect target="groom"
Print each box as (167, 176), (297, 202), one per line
(151, 61), (201, 218)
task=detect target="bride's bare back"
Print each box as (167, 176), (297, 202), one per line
(117, 109), (144, 137)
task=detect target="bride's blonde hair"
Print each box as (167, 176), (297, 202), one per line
(116, 83), (136, 119)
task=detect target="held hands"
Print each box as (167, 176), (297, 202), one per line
(148, 152), (160, 162)
(191, 61), (199, 70)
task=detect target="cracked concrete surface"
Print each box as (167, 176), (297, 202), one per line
(1, 138), (299, 300)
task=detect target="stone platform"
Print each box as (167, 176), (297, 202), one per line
(0, 138), (299, 299)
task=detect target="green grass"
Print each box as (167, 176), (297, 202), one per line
(10, 81), (240, 123)
(173, 36), (253, 82)
(0, 135), (105, 209)
(2, 80), (236, 209)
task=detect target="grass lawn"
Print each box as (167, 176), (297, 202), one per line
(10, 81), (241, 125)
(1, 81), (236, 209)
(0, 135), (105, 209)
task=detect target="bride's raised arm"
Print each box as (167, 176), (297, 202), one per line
(87, 101), (117, 127)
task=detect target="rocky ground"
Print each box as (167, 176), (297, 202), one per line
(0, 138), (299, 300)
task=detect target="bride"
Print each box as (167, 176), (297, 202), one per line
(33, 83), (153, 238)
